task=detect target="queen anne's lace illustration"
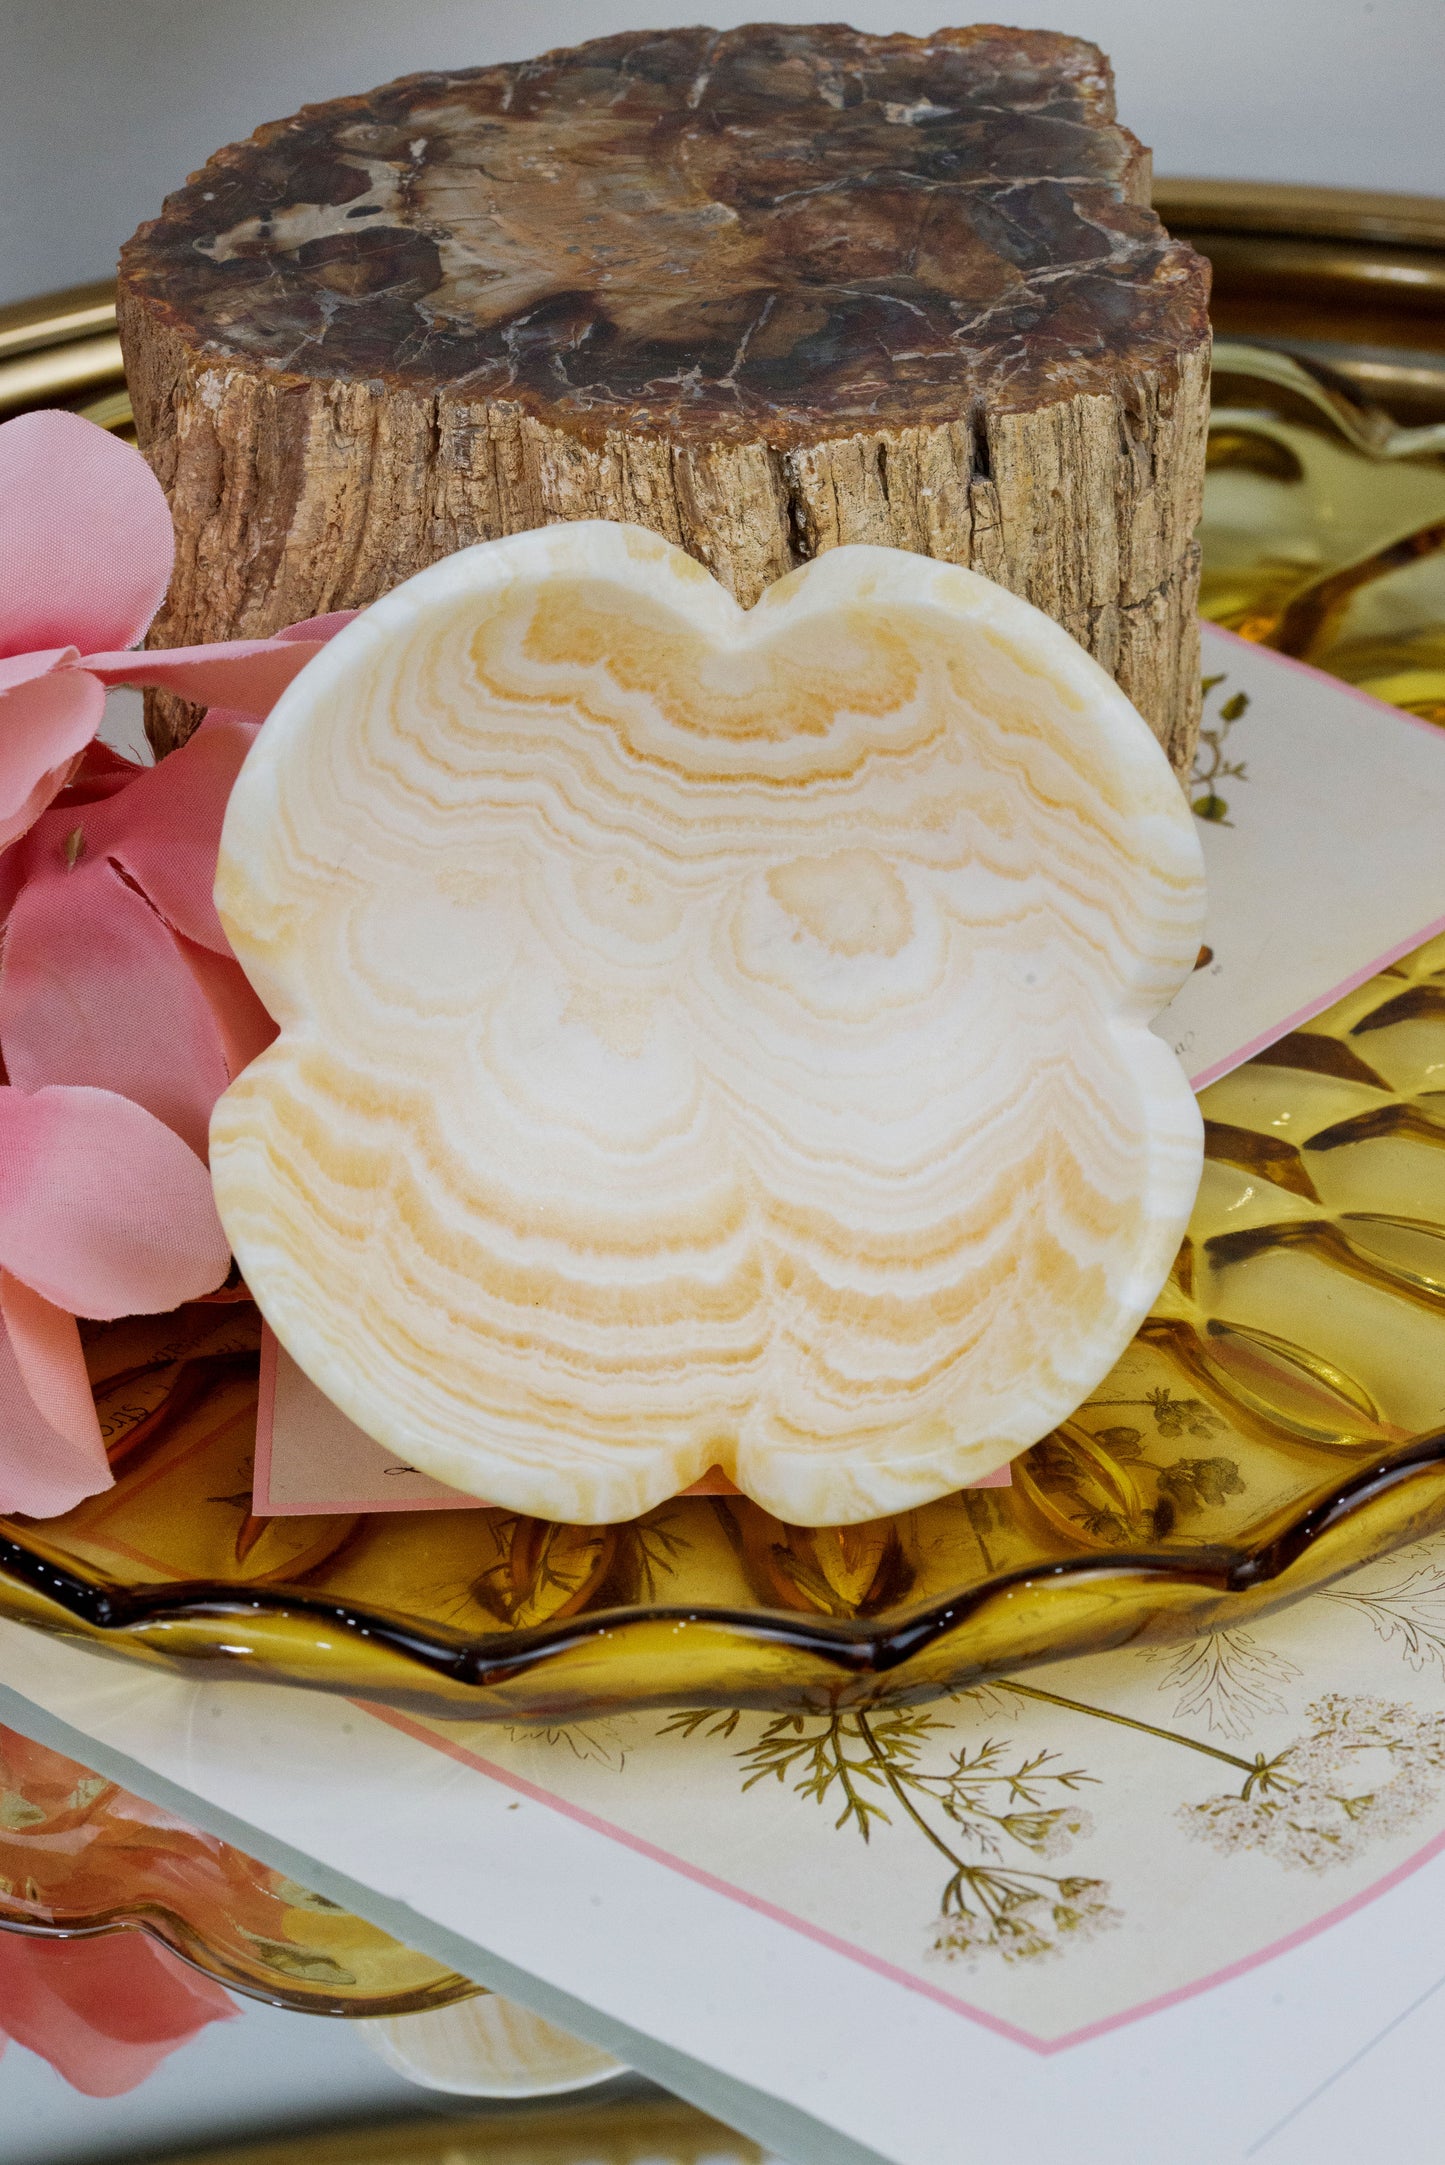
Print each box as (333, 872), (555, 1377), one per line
(1145, 1627), (1300, 1740)
(930, 1878), (1123, 1966)
(1321, 1559), (1445, 1677)
(1180, 1694), (1445, 1871)
(655, 1657), (1445, 1972)
(661, 1701), (1123, 1968)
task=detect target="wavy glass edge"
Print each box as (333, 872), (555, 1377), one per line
(4, 1420), (1445, 1719)
(0, 1906), (475, 2023)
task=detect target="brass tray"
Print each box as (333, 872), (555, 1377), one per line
(1, 182), (1443, 1723)
(142, 2096), (759, 2165)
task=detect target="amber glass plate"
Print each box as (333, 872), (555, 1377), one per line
(2, 191), (1445, 1723)
(0, 1721), (473, 2014)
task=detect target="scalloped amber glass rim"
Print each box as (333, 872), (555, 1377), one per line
(5, 1431), (1445, 1714)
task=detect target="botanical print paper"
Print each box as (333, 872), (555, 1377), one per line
(1158, 626), (1445, 1086)
(384, 1524), (1445, 2048)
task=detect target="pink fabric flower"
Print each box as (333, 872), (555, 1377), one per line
(0, 409), (356, 1520)
(0, 409), (340, 851)
(0, 1931), (234, 2097)
(0, 715), (279, 1154)
(0, 1085), (232, 1516)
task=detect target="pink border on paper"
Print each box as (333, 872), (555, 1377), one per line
(361, 1700), (1445, 2057)
(1186, 626), (1445, 1090)
(1187, 909), (1445, 1091)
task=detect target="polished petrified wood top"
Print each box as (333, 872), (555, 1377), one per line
(120, 23), (1210, 446)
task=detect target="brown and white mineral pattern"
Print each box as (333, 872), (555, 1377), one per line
(119, 24), (1211, 762)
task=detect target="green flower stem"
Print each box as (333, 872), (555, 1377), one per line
(853, 1709), (974, 1874)
(852, 1713), (1077, 1928)
(828, 1733), (888, 1838)
(999, 1679), (1262, 1779)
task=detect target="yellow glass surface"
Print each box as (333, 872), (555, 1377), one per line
(1, 316), (1444, 1724)
(3, 934), (1444, 1721)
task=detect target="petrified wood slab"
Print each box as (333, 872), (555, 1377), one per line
(119, 23), (1211, 764)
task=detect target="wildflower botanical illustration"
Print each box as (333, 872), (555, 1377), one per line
(462, 1508), (693, 1628)
(489, 1508), (1445, 2016)
(467, 1516), (611, 1628)
(1007, 1678), (1445, 1882)
(503, 1720), (631, 1772)
(479, 1518), (1445, 2041)
(660, 1703), (1121, 1968)
(1145, 1628), (1301, 1740)
(1191, 673), (1251, 823)
(1181, 1694), (1445, 1871)
(1031, 1384), (1244, 1544)
(1124, 1386), (1226, 1442)
(1318, 1557), (1445, 1677)
(649, 1654), (1445, 1981)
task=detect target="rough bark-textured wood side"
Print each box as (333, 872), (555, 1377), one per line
(119, 23), (1211, 767)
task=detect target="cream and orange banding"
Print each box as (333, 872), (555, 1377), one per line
(211, 525), (1204, 1524)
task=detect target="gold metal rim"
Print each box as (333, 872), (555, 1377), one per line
(1152, 178), (1445, 250)
(0, 277), (116, 361)
(117, 2094), (753, 2165)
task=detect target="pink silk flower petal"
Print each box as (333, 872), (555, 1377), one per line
(53, 737), (143, 808)
(0, 740), (147, 926)
(20, 710), (257, 955)
(0, 646), (75, 696)
(0, 1933), (233, 2097)
(0, 411), (174, 658)
(275, 609), (359, 643)
(0, 1085), (231, 1317)
(0, 1270), (106, 1456)
(175, 934), (278, 1080)
(0, 856), (233, 1157)
(0, 759), (87, 867)
(0, 668), (104, 846)
(92, 711), (258, 952)
(0, 1290), (110, 1518)
(83, 636), (335, 719)
(0, 713), (256, 955)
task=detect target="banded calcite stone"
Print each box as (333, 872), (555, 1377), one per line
(210, 527), (1205, 1526)
(120, 21), (1211, 768)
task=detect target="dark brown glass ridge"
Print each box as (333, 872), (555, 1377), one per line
(119, 21), (1210, 447)
(3, 1431), (1443, 1715)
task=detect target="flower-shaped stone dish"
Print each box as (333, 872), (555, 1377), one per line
(2, 928), (1445, 1721)
(210, 524), (1204, 1525)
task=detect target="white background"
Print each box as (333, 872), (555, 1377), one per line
(1, 0), (1443, 306)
